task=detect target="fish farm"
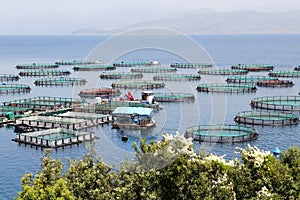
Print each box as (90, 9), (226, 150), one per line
(18, 69), (71, 77)
(0, 84), (31, 94)
(0, 74), (20, 82)
(256, 80), (294, 87)
(226, 76), (278, 84)
(112, 80), (165, 89)
(250, 96), (300, 111)
(234, 111), (299, 126)
(99, 72), (143, 79)
(78, 88), (121, 98)
(154, 93), (195, 102)
(13, 128), (95, 148)
(198, 69), (248, 75)
(170, 63), (213, 68)
(113, 61), (154, 67)
(153, 74), (201, 81)
(34, 77), (87, 87)
(269, 71), (300, 78)
(16, 63), (59, 69)
(72, 65), (116, 71)
(131, 66), (177, 73)
(185, 125), (258, 143)
(196, 84), (257, 93)
(55, 60), (100, 65)
(231, 64), (274, 71)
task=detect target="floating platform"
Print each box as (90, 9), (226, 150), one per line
(112, 80), (165, 89)
(268, 71), (300, 78)
(13, 128), (95, 148)
(19, 69), (71, 77)
(0, 106), (32, 115)
(196, 84), (257, 93)
(251, 96), (300, 111)
(226, 76), (278, 84)
(234, 111), (299, 126)
(73, 65), (116, 71)
(113, 61), (153, 67)
(256, 80), (294, 87)
(153, 74), (201, 81)
(16, 63), (59, 69)
(0, 74), (20, 82)
(55, 60), (101, 65)
(34, 77), (87, 87)
(154, 93), (195, 102)
(170, 63), (213, 68)
(131, 66), (177, 73)
(78, 88), (121, 98)
(57, 112), (113, 124)
(0, 84), (31, 94)
(198, 69), (248, 75)
(231, 64), (274, 71)
(99, 72), (143, 79)
(185, 125), (258, 143)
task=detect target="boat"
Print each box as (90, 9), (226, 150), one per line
(14, 123), (35, 133)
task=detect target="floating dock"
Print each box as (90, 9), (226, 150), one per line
(153, 74), (201, 81)
(0, 84), (31, 94)
(55, 60), (101, 65)
(170, 63), (213, 68)
(196, 84), (257, 93)
(269, 71), (300, 78)
(198, 69), (248, 75)
(185, 125), (258, 143)
(73, 65), (116, 71)
(256, 80), (294, 87)
(131, 66), (177, 73)
(34, 77), (87, 87)
(16, 63), (59, 69)
(0, 74), (20, 82)
(113, 61), (153, 67)
(112, 80), (165, 89)
(234, 111), (299, 126)
(99, 72), (143, 79)
(226, 76), (278, 84)
(78, 88), (121, 98)
(154, 93), (195, 102)
(251, 96), (300, 111)
(231, 64), (274, 71)
(19, 69), (71, 77)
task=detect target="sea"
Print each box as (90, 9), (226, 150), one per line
(1, 34), (300, 199)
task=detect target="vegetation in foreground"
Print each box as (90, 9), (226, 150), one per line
(16, 133), (300, 199)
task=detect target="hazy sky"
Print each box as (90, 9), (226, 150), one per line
(1, 0), (300, 34)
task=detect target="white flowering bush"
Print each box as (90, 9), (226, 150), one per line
(237, 144), (271, 167)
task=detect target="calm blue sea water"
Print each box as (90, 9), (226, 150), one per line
(0, 35), (300, 199)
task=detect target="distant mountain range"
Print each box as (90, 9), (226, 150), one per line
(71, 10), (300, 35)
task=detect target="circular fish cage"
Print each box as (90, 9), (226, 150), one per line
(226, 76), (278, 84)
(34, 77), (87, 87)
(73, 65), (116, 71)
(100, 72), (143, 79)
(113, 61), (153, 67)
(19, 70), (71, 77)
(79, 88), (121, 98)
(197, 84), (257, 93)
(112, 80), (165, 89)
(256, 80), (294, 87)
(131, 66), (177, 73)
(234, 111), (299, 126)
(55, 60), (99, 65)
(16, 63), (59, 69)
(198, 69), (248, 75)
(154, 93), (195, 102)
(0, 74), (20, 82)
(251, 96), (300, 111)
(185, 125), (258, 143)
(170, 63), (213, 68)
(0, 84), (31, 94)
(231, 64), (274, 71)
(268, 71), (300, 78)
(153, 74), (201, 81)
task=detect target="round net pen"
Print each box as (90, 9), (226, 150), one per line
(34, 77), (87, 87)
(269, 71), (300, 78)
(100, 72), (143, 79)
(198, 69), (248, 75)
(170, 63), (213, 69)
(153, 74), (201, 81)
(0, 84), (31, 94)
(19, 70), (71, 77)
(16, 63), (59, 69)
(79, 88), (121, 98)
(154, 93), (195, 102)
(131, 66), (177, 73)
(226, 76), (278, 84)
(234, 111), (299, 126)
(197, 84), (257, 93)
(112, 80), (165, 89)
(256, 80), (294, 87)
(251, 96), (300, 111)
(113, 61), (153, 67)
(73, 65), (116, 71)
(185, 125), (258, 143)
(55, 60), (99, 65)
(0, 74), (20, 82)
(231, 64), (274, 71)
